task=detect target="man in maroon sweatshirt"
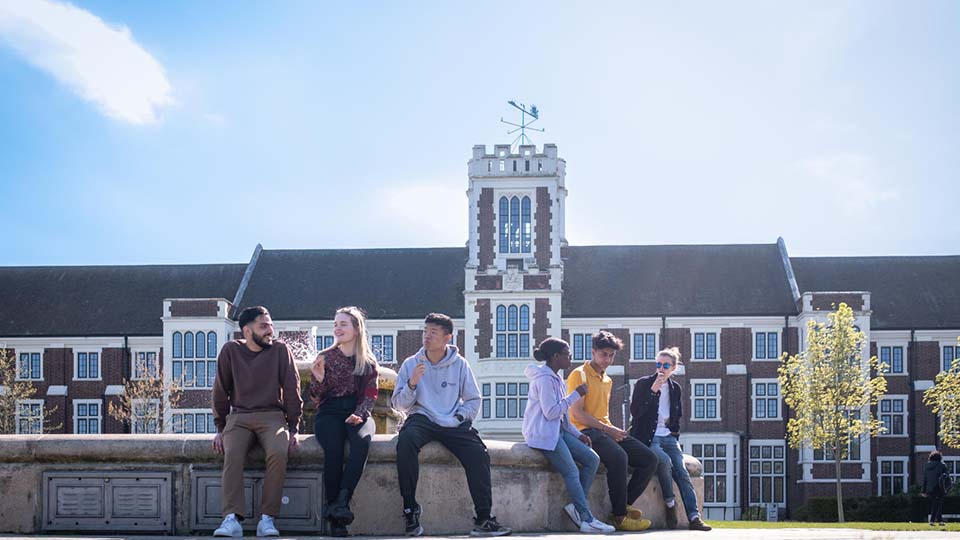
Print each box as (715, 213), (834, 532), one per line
(211, 306), (303, 537)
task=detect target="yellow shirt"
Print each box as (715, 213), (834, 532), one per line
(566, 361), (612, 431)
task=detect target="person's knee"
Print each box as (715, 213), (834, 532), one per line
(605, 449), (628, 472)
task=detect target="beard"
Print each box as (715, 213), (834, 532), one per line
(251, 332), (273, 349)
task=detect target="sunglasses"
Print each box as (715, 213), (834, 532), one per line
(656, 362), (673, 369)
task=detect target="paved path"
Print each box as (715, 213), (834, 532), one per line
(3, 531), (959, 540)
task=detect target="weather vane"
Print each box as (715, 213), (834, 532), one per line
(500, 100), (545, 150)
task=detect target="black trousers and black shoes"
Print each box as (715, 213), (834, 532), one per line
(581, 428), (659, 518)
(396, 413), (511, 537)
(314, 396), (375, 536)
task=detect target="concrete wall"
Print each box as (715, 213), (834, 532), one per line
(0, 434), (703, 535)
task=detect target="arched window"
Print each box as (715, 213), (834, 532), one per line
(509, 196), (520, 253)
(499, 197), (509, 254)
(172, 332), (182, 359)
(207, 333), (218, 358)
(184, 332), (194, 358)
(519, 305), (529, 332)
(496, 305), (506, 332)
(195, 332), (206, 358)
(521, 196), (532, 253)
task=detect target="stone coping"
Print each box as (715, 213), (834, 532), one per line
(0, 434), (702, 476)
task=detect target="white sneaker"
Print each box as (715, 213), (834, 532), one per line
(580, 518), (616, 534)
(214, 514), (243, 538)
(256, 514), (280, 537)
(562, 503), (582, 526)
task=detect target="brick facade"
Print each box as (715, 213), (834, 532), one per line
(534, 186), (552, 269)
(811, 293), (865, 311)
(523, 274), (550, 290)
(169, 299), (219, 317)
(475, 275), (501, 290)
(478, 188), (494, 269)
(474, 299), (492, 360)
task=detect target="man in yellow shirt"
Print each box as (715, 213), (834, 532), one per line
(567, 331), (658, 531)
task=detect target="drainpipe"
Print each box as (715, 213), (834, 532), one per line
(908, 329), (917, 487)
(123, 336), (130, 379)
(782, 315), (791, 518)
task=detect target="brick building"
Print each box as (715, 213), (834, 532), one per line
(2, 143), (958, 518)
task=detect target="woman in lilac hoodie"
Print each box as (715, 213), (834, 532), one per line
(522, 337), (615, 534)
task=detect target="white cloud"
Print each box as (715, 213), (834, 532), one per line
(0, 0), (173, 124)
(370, 181), (466, 246)
(798, 153), (898, 216)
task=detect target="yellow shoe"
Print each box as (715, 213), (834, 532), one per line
(626, 506), (644, 520)
(611, 515), (651, 532)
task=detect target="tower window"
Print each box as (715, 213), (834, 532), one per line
(498, 195), (532, 254)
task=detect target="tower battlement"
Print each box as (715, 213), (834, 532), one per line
(468, 143), (565, 179)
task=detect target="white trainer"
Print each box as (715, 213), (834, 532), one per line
(213, 513), (243, 538)
(580, 518), (616, 534)
(562, 503), (582, 526)
(256, 514), (280, 537)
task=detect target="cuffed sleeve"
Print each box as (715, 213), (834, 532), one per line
(456, 360), (481, 421)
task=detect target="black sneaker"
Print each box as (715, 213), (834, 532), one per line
(471, 516), (512, 537)
(403, 505), (423, 537)
(689, 517), (712, 531)
(665, 504), (678, 529)
(329, 520), (349, 537)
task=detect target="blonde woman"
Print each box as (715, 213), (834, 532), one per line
(309, 306), (379, 537)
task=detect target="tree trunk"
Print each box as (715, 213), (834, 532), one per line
(835, 455), (845, 523)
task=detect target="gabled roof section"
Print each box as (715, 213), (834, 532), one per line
(0, 264), (246, 337)
(235, 248), (467, 320)
(791, 256), (960, 330)
(562, 243), (799, 318)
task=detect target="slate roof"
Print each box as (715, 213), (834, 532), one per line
(0, 264), (246, 336)
(791, 256), (960, 330)
(234, 248), (467, 320)
(561, 243), (799, 318)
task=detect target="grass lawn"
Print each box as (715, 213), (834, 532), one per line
(710, 521), (960, 532)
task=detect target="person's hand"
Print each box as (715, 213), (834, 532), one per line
(212, 432), (224, 455)
(288, 436), (299, 454)
(652, 372), (667, 393)
(579, 434), (592, 448)
(575, 383), (588, 397)
(345, 414), (362, 425)
(312, 355), (325, 381)
(920, 492), (928, 498)
(409, 361), (426, 387)
(604, 425), (628, 442)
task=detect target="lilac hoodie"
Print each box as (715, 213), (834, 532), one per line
(521, 363), (583, 451)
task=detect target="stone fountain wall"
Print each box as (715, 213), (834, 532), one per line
(0, 434), (703, 535)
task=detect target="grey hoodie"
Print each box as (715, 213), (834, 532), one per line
(392, 345), (481, 427)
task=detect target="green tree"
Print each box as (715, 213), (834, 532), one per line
(779, 302), (888, 523)
(0, 348), (59, 434)
(923, 339), (960, 449)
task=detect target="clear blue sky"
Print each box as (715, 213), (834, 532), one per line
(1, 1), (957, 266)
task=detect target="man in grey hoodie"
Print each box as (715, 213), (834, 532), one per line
(392, 313), (512, 538)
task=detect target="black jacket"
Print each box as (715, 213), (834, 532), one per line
(924, 460), (948, 496)
(629, 373), (682, 446)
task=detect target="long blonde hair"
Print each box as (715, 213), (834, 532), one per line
(319, 306), (378, 375)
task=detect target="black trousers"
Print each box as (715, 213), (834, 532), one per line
(582, 428), (658, 517)
(930, 492), (945, 523)
(314, 396), (375, 505)
(396, 413), (493, 520)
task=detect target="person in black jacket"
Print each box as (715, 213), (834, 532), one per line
(629, 347), (711, 532)
(922, 450), (949, 526)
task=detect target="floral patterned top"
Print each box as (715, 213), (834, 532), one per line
(308, 346), (379, 420)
